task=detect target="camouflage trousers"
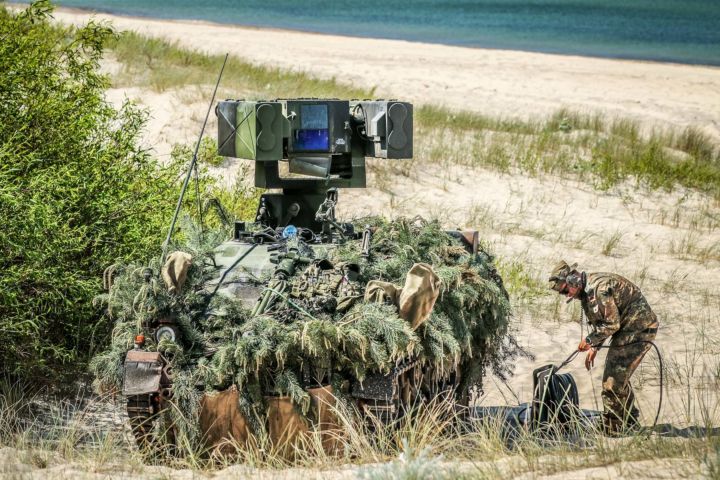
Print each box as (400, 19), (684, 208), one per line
(601, 302), (658, 432)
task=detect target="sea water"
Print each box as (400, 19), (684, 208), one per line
(50, 0), (720, 66)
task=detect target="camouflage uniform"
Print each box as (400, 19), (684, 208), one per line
(580, 272), (659, 432)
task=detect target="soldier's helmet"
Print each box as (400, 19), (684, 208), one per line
(548, 260), (577, 291)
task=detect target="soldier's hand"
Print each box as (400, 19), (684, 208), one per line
(578, 338), (592, 352)
(585, 348), (598, 370)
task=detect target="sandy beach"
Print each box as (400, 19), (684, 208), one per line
(48, 6), (720, 141)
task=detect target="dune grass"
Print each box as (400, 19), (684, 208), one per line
(496, 259), (547, 307)
(1, 379), (717, 478)
(104, 30), (720, 197)
(108, 30), (372, 100)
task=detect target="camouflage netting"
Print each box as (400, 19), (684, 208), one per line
(90, 217), (525, 448)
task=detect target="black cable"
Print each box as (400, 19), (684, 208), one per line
(193, 160), (204, 235)
(556, 349), (581, 371)
(204, 243), (258, 309)
(298, 227), (316, 243)
(555, 340), (664, 431)
(351, 103), (371, 141)
(517, 340), (663, 434)
(253, 232), (280, 243)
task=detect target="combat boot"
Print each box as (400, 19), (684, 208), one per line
(601, 414), (623, 436)
(602, 411), (641, 436)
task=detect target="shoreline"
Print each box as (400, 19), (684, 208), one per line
(18, 3), (720, 140)
(35, 3), (719, 68)
(35, 4), (720, 68)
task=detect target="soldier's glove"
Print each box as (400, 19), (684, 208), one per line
(585, 347), (598, 370)
(577, 337), (592, 352)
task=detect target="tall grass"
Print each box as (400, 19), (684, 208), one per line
(108, 31), (371, 99)
(414, 116), (720, 195)
(496, 259), (547, 307)
(2, 378), (718, 478)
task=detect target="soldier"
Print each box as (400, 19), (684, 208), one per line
(548, 261), (659, 435)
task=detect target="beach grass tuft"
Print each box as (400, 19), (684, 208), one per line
(601, 230), (623, 256)
(109, 31), (370, 99)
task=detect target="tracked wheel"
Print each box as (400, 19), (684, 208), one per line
(126, 393), (160, 450)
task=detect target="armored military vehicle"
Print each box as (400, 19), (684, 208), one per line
(118, 97), (510, 450)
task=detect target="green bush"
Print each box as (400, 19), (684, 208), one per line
(0, 2), (182, 383)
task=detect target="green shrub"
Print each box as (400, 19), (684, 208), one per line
(168, 139), (263, 228)
(0, 1), (183, 384)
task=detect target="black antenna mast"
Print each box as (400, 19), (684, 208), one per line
(161, 53), (229, 263)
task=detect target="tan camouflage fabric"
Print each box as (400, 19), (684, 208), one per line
(161, 251), (192, 294)
(199, 386), (340, 456)
(307, 385), (341, 455)
(364, 280), (401, 305)
(580, 272), (659, 430)
(364, 263), (440, 330)
(581, 273), (657, 345)
(601, 326), (656, 432)
(266, 395), (309, 459)
(399, 263), (441, 329)
(198, 386), (250, 454)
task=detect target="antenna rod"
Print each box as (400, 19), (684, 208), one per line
(161, 53), (229, 263)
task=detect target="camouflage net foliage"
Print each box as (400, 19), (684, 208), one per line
(91, 217), (524, 446)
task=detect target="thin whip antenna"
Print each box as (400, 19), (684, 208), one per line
(161, 53), (229, 263)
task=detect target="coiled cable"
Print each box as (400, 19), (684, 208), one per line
(555, 339), (664, 430)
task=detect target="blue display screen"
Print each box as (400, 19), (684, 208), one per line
(301, 104), (328, 129)
(295, 129), (329, 151)
(294, 104), (329, 151)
